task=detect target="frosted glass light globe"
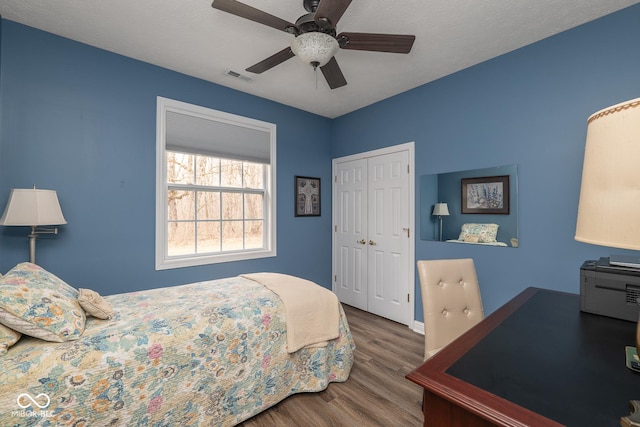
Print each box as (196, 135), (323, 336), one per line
(291, 32), (339, 68)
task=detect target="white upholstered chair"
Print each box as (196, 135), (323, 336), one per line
(417, 258), (485, 360)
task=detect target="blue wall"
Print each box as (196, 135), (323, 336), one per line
(2, 4), (640, 323)
(331, 4), (640, 320)
(0, 20), (334, 294)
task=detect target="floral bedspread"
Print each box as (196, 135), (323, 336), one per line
(0, 276), (355, 426)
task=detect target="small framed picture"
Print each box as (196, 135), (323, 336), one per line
(461, 175), (510, 214)
(295, 176), (321, 217)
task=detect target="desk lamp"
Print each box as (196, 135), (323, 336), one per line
(574, 97), (640, 367)
(432, 202), (450, 241)
(0, 187), (67, 264)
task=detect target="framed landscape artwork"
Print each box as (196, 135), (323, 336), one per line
(295, 176), (321, 217)
(461, 175), (510, 214)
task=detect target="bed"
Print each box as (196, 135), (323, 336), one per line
(0, 263), (354, 426)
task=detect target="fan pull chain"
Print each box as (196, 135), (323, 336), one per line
(311, 61), (319, 90)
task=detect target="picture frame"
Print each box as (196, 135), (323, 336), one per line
(295, 176), (321, 217)
(461, 175), (510, 214)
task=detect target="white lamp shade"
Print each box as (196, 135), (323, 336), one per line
(575, 97), (640, 250)
(432, 203), (450, 216)
(0, 189), (67, 226)
(291, 32), (339, 67)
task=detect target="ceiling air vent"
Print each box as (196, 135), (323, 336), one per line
(224, 70), (253, 83)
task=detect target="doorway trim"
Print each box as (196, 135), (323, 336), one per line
(331, 141), (415, 327)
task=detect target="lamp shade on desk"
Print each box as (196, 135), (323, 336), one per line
(575, 97), (640, 250)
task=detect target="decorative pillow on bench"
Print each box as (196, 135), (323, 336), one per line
(458, 223), (499, 243)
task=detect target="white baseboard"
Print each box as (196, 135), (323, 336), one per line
(413, 320), (424, 335)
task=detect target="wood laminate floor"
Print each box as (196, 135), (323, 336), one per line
(240, 304), (425, 427)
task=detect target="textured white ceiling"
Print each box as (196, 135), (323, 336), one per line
(1, 0), (639, 118)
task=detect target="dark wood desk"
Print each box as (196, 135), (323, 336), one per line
(406, 287), (639, 427)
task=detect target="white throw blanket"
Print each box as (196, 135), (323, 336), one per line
(240, 273), (340, 353)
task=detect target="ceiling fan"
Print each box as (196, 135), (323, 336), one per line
(211, 0), (416, 89)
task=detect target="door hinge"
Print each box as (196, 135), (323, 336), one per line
(403, 227), (410, 238)
(407, 293), (410, 303)
(334, 225), (337, 232)
(334, 275), (337, 282)
(407, 164), (410, 174)
(334, 175), (337, 183)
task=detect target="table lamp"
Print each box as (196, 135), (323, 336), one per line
(0, 187), (67, 264)
(432, 202), (450, 241)
(574, 97), (640, 365)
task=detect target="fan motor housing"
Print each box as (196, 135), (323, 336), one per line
(295, 13), (336, 36)
(303, 0), (320, 13)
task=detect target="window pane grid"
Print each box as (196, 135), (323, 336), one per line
(166, 151), (266, 258)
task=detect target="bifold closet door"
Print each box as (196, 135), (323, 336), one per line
(335, 158), (368, 311)
(366, 151), (410, 324)
(335, 151), (410, 324)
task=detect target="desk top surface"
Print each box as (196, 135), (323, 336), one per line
(408, 288), (639, 427)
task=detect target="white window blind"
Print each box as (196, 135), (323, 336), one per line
(165, 111), (271, 164)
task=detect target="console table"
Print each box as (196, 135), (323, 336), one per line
(406, 287), (639, 426)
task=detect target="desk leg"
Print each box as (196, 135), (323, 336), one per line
(423, 390), (496, 427)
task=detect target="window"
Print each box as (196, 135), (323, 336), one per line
(156, 97), (276, 269)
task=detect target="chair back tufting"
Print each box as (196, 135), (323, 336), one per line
(417, 258), (484, 360)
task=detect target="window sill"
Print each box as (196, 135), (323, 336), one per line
(155, 248), (277, 270)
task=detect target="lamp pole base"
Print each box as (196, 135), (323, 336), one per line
(28, 227), (38, 264)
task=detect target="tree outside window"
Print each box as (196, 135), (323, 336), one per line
(167, 152), (266, 256)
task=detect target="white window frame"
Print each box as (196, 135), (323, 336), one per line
(155, 97), (276, 270)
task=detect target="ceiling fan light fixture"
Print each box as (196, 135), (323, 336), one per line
(291, 32), (339, 68)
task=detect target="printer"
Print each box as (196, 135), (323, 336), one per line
(580, 257), (640, 322)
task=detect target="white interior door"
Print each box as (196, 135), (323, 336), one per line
(333, 144), (413, 326)
(335, 158), (368, 310)
(366, 151), (410, 324)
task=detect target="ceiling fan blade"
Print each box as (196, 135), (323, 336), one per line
(314, 0), (353, 27)
(212, 0), (297, 33)
(246, 47), (295, 74)
(320, 57), (347, 89)
(337, 32), (415, 54)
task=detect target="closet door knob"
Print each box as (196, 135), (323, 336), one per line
(369, 240), (376, 246)
(357, 239), (366, 245)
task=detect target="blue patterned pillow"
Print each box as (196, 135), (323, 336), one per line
(0, 263), (85, 342)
